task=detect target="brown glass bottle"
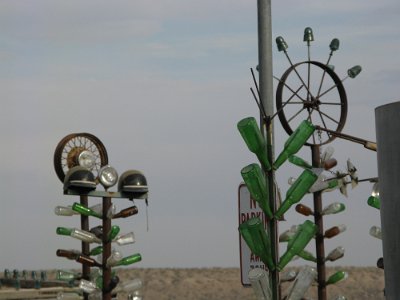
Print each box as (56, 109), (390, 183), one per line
(113, 206), (138, 219)
(295, 203), (313, 216)
(75, 254), (102, 268)
(323, 158), (337, 170)
(56, 249), (80, 260)
(324, 224), (346, 239)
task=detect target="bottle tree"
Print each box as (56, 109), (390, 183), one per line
(237, 27), (368, 300)
(53, 133), (148, 300)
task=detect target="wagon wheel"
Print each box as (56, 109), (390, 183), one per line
(276, 60), (347, 146)
(54, 133), (108, 183)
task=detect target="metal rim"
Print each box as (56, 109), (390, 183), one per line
(53, 133), (108, 183)
(276, 60), (347, 146)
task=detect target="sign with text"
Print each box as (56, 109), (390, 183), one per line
(238, 183), (268, 286)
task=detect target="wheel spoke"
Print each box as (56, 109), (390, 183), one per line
(288, 107), (305, 123)
(317, 109), (339, 124)
(318, 82), (340, 98)
(274, 76), (307, 102)
(318, 101), (342, 106)
(284, 52), (315, 99)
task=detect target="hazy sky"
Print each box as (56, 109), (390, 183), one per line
(1, 0), (399, 272)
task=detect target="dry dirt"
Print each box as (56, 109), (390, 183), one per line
(0, 267), (385, 299)
(116, 266), (384, 300)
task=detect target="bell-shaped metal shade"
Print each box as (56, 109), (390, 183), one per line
(303, 27), (314, 42)
(348, 65), (362, 78)
(276, 36), (288, 52)
(329, 38), (340, 51)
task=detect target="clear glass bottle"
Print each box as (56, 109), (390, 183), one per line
(114, 232), (136, 246)
(369, 226), (382, 240)
(105, 250), (123, 267)
(248, 268), (272, 300)
(322, 202), (345, 215)
(325, 246), (345, 262)
(55, 206), (77, 216)
(280, 270), (297, 282)
(115, 278), (143, 293)
(285, 266), (317, 300)
(279, 225), (300, 243)
(79, 279), (98, 294)
(56, 227), (102, 244)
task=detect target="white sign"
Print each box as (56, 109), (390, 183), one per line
(238, 183), (269, 286)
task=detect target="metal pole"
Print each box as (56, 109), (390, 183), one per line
(375, 101), (400, 299)
(80, 195), (90, 300)
(257, 1), (278, 299)
(102, 197), (112, 300)
(311, 145), (327, 300)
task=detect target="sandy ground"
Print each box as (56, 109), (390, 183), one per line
(116, 266), (385, 300)
(0, 267), (385, 299)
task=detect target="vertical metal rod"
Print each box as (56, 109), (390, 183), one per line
(80, 195), (90, 300)
(102, 197), (112, 300)
(311, 145), (327, 300)
(257, 0), (278, 298)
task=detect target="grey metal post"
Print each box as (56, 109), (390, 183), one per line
(257, 1), (279, 299)
(375, 101), (400, 299)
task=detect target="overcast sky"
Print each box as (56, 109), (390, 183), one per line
(1, 1), (399, 272)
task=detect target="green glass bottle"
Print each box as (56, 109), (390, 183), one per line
(297, 249), (317, 263)
(56, 270), (80, 281)
(288, 155), (312, 169)
(107, 225), (121, 242)
(239, 217), (274, 271)
(273, 120), (315, 170)
(326, 271), (348, 285)
(277, 220), (318, 271)
(237, 117), (271, 171)
(275, 169), (318, 219)
(90, 246), (104, 256)
(367, 196), (380, 210)
(241, 164), (272, 219)
(72, 202), (102, 219)
(114, 253), (142, 266)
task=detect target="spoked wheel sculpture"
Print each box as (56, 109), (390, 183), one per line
(53, 133), (108, 183)
(275, 60), (347, 146)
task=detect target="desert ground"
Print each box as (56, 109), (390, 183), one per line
(0, 267), (385, 299)
(115, 266), (384, 300)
